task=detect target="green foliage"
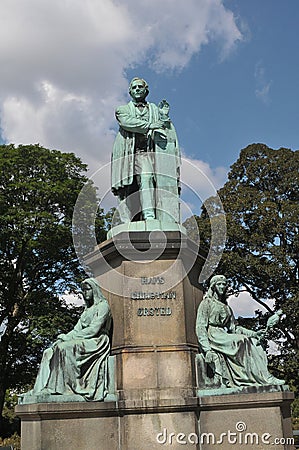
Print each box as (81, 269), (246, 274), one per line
(292, 397), (299, 429)
(3, 390), (18, 423)
(0, 390), (20, 439)
(0, 432), (20, 449)
(0, 144), (108, 428)
(185, 144), (299, 393)
(96, 207), (117, 243)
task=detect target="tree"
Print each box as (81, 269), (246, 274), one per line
(185, 144), (299, 390)
(0, 144), (108, 429)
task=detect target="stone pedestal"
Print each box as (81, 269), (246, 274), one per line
(16, 390), (294, 449)
(85, 231), (205, 404)
(16, 232), (294, 449)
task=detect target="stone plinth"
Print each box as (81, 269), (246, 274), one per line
(84, 231), (205, 403)
(106, 219), (187, 239)
(198, 389), (295, 450)
(16, 390), (294, 450)
(16, 232), (294, 449)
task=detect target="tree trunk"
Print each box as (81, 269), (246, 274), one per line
(0, 317), (14, 422)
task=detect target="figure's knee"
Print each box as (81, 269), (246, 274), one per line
(41, 347), (54, 362)
(56, 341), (72, 351)
(43, 348), (53, 358)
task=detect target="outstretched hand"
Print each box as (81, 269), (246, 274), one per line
(254, 329), (266, 341)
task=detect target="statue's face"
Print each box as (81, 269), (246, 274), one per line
(215, 280), (227, 297)
(130, 79), (147, 102)
(82, 283), (93, 306)
(159, 103), (170, 117)
(160, 103), (169, 113)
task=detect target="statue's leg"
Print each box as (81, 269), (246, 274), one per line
(213, 353), (231, 387)
(135, 153), (155, 220)
(116, 186), (139, 223)
(32, 347), (54, 393)
(125, 180), (142, 221)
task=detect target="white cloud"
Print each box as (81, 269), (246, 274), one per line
(255, 82), (272, 104)
(120, 0), (243, 70)
(228, 291), (275, 317)
(61, 292), (84, 307)
(254, 61), (272, 104)
(179, 155), (227, 217)
(0, 0), (242, 170)
(181, 155), (227, 193)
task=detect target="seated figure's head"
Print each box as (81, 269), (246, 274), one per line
(81, 278), (106, 307)
(207, 275), (228, 301)
(82, 280), (94, 307)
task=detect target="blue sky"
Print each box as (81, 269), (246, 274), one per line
(0, 0), (297, 316)
(125, 0), (299, 169)
(0, 0), (298, 199)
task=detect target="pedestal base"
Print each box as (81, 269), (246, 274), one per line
(16, 390), (294, 450)
(198, 389), (294, 450)
(107, 220), (187, 239)
(16, 233), (295, 449)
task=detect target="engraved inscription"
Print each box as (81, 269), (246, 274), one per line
(133, 277), (174, 317)
(137, 307), (172, 316)
(141, 277), (165, 285)
(131, 291), (176, 300)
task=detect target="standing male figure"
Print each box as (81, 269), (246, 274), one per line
(111, 77), (164, 222)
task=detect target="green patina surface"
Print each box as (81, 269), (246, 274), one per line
(19, 279), (115, 404)
(107, 219), (186, 239)
(111, 77), (181, 225)
(196, 275), (286, 394)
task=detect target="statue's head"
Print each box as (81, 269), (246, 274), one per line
(81, 278), (106, 307)
(207, 275), (228, 301)
(209, 275), (227, 289)
(81, 280), (94, 307)
(158, 99), (170, 121)
(158, 99), (169, 110)
(129, 77), (149, 102)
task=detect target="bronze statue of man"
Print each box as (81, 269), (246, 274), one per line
(111, 77), (180, 223)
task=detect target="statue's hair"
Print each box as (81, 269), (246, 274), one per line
(129, 77), (149, 97)
(204, 275), (227, 301)
(81, 278), (107, 306)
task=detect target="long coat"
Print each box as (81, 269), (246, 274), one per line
(111, 101), (159, 194)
